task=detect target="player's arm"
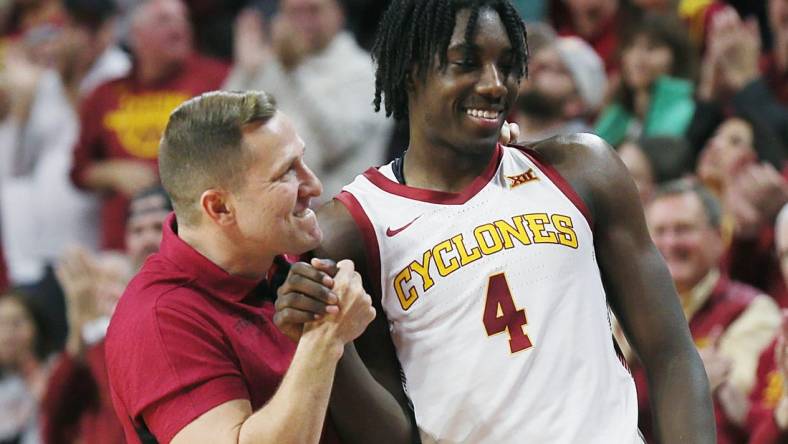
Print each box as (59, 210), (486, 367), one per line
(170, 261), (375, 444)
(275, 199), (418, 444)
(539, 134), (716, 443)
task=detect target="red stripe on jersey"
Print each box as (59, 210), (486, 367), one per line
(335, 191), (383, 301)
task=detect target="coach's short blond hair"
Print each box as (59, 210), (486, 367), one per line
(158, 90), (277, 226)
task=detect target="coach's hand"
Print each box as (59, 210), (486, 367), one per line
(274, 258), (341, 341)
(304, 259), (376, 350)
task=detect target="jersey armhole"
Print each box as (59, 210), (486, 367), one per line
(334, 191), (383, 301)
(511, 144), (595, 230)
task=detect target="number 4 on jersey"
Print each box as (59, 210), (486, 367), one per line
(483, 273), (533, 353)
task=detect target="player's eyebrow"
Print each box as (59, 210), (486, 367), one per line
(447, 42), (479, 54)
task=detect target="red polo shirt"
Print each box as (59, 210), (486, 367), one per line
(105, 213), (341, 443)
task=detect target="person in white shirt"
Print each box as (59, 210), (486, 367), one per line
(225, 0), (392, 201)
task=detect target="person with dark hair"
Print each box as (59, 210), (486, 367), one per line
(595, 13), (698, 147)
(125, 185), (173, 271)
(274, 0), (715, 442)
(554, 0), (622, 73)
(513, 34), (607, 141)
(104, 90), (376, 444)
(689, 5), (788, 165)
(0, 291), (56, 444)
(639, 178), (782, 443)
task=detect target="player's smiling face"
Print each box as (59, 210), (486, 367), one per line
(408, 7), (520, 156)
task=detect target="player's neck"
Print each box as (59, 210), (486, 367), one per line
(403, 137), (496, 193)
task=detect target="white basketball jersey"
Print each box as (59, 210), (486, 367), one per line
(337, 145), (641, 443)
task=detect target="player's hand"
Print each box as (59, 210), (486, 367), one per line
(274, 258), (340, 341)
(304, 260), (376, 345)
(498, 121), (520, 145)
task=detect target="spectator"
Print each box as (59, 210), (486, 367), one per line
(636, 179), (782, 443)
(617, 141), (656, 205)
(0, 291), (56, 444)
(0, 0), (130, 287)
(629, 0), (730, 49)
(184, 0), (247, 60)
(744, 204), (788, 443)
(595, 13), (697, 147)
(765, 0), (788, 105)
(41, 187), (171, 444)
(513, 35), (606, 141)
(689, 6), (788, 163)
(41, 249), (132, 444)
(554, 0), (622, 73)
(0, 0), (64, 39)
(226, 0), (391, 201)
(695, 116), (788, 308)
(125, 186), (172, 271)
(70, 0), (228, 251)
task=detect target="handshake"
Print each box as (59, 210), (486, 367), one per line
(275, 258), (376, 357)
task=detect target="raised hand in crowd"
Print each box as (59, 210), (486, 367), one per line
(233, 7), (310, 74)
(698, 327), (733, 394)
(233, 9), (272, 77)
(0, 43), (43, 122)
(699, 7), (761, 101)
(724, 162), (788, 239)
(56, 248), (130, 357)
(270, 12), (310, 72)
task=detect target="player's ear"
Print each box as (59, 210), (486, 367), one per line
(200, 189), (235, 226)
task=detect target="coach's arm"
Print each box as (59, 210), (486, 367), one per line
(536, 134), (716, 443)
(169, 261), (375, 444)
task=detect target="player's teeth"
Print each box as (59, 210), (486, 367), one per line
(466, 109), (498, 119)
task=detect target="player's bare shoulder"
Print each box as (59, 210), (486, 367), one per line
(315, 199), (366, 265)
(528, 133), (617, 179)
(524, 133), (636, 223)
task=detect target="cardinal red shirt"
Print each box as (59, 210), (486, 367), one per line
(105, 213), (341, 443)
(747, 340), (788, 443)
(41, 341), (124, 444)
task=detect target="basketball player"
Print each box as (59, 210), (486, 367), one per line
(274, 0), (715, 442)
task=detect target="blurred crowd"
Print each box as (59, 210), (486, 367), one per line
(0, 0), (786, 443)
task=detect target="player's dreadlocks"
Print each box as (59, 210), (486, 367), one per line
(372, 0), (528, 121)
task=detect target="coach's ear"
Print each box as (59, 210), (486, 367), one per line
(200, 189), (234, 226)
